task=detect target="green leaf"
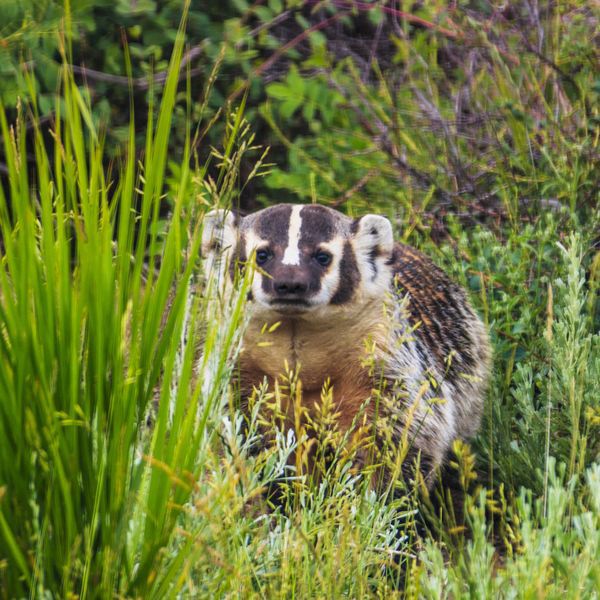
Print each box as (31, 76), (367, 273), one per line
(280, 96), (302, 119)
(266, 82), (293, 100)
(287, 65), (305, 95)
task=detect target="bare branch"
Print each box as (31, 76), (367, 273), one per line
(331, 169), (378, 207)
(71, 42), (207, 90)
(306, 0), (461, 39)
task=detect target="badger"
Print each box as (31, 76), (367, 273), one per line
(201, 203), (491, 490)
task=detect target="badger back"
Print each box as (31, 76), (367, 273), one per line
(390, 243), (492, 439)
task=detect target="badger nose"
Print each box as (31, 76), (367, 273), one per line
(274, 279), (308, 296)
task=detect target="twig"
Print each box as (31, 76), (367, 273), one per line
(237, 10), (293, 49)
(71, 42), (206, 90)
(331, 169), (378, 207)
(307, 0), (461, 39)
(365, 14), (384, 81)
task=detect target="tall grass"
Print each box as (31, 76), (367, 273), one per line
(0, 21), (255, 596)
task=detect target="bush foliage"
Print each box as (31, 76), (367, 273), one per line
(0, 1), (598, 597)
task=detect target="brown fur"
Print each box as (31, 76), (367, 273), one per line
(240, 299), (384, 433)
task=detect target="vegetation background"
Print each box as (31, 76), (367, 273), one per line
(0, 0), (598, 597)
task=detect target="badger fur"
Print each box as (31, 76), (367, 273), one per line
(202, 203), (491, 489)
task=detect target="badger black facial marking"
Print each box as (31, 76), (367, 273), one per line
(368, 247), (380, 281)
(255, 204), (293, 247)
(298, 205), (337, 247)
(331, 241), (360, 305)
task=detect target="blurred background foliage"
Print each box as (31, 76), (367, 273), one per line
(0, 2), (599, 595)
(1, 0), (598, 225)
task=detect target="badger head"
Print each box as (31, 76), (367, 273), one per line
(201, 204), (395, 315)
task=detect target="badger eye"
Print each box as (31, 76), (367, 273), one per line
(314, 250), (332, 267)
(256, 249), (271, 265)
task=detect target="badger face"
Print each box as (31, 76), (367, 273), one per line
(202, 204), (395, 315)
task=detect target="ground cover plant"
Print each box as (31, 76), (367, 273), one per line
(0, 2), (599, 597)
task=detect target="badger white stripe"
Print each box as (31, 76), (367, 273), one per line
(281, 205), (303, 265)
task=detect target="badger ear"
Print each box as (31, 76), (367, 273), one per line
(352, 214), (394, 256)
(352, 214), (394, 295)
(201, 209), (238, 258)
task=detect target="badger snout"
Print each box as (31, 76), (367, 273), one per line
(274, 277), (309, 297)
(265, 265), (314, 309)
